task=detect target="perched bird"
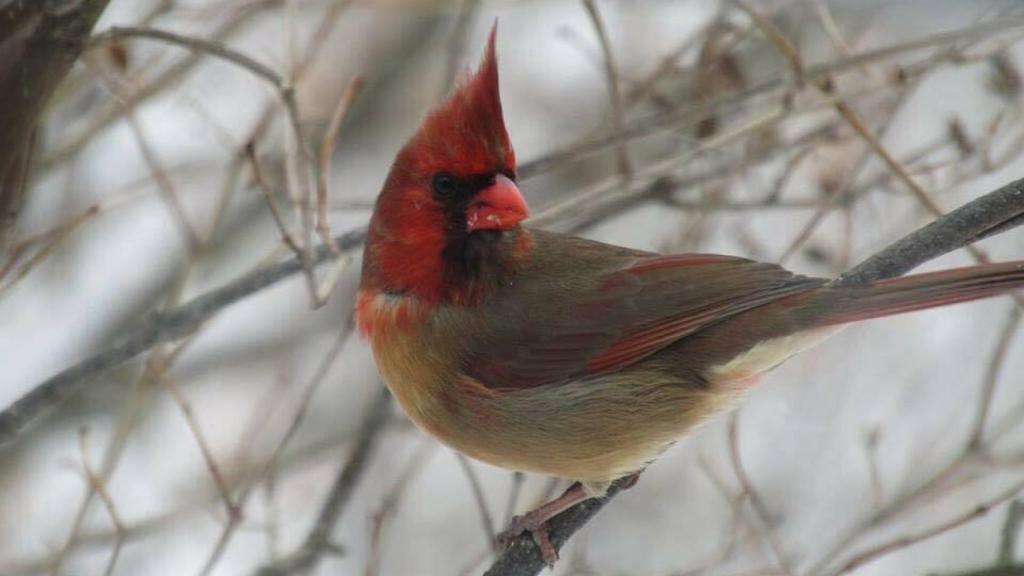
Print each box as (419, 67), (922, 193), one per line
(356, 27), (1024, 561)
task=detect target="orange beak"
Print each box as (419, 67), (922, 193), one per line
(467, 174), (528, 232)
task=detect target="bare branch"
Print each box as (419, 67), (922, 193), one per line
(581, 0), (632, 177)
(727, 413), (794, 576)
(253, 388), (391, 576)
(832, 476), (1024, 575)
(968, 309), (1022, 449)
(77, 428), (125, 576)
(152, 363), (239, 520)
(0, 0), (111, 249)
(0, 227), (363, 447)
(317, 76), (365, 253)
(456, 453), (498, 549)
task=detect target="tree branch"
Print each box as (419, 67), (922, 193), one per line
(0, 227), (365, 448)
(0, 0), (111, 249)
(483, 478), (632, 576)
(252, 387), (391, 576)
(835, 177), (1024, 285)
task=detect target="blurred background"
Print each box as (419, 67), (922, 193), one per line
(3, 0), (1024, 574)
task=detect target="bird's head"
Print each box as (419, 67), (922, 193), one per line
(362, 26), (530, 304)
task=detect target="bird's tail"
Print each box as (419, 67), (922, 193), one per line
(816, 260), (1024, 325)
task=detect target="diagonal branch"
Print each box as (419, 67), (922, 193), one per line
(0, 0), (111, 250)
(252, 387), (391, 576)
(0, 228), (364, 448)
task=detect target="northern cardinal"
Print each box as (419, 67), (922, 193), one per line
(356, 27), (1024, 561)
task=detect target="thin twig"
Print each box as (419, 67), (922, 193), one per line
(78, 428), (125, 576)
(863, 427), (884, 506)
(245, 142), (303, 257)
(456, 453), (498, 549)
(442, 0), (482, 90)
(967, 308), (1022, 449)
(518, 16), (1024, 180)
(125, 111), (202, 252)
(503, 472), (526, 528)
(90, 25), (324, 301)
(736, 1), (803, 83)
(253, 388), (391, 576)
(197, 325), (354, 576)
(656, 456), (750, 576)
(831, 475), (1024, 575)
(40, 0), (287, 172)
(365, 443), (436, 576)
(727, 413), (794, 576)
(317, 76), (365, 254)
(89, 26), (282, 88)
(812, 0), (855, 57)
(0, 204), (100, 295)
(151, 363), (239, 520)
(999, 500), (1024, 564)
(581, 0), (632, 177)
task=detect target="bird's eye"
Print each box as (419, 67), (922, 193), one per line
(431, 173), (457, 198)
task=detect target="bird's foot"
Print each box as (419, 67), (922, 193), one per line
(497, 509), (559, 567)
(495, 474), (642, 568)
(496, 481), (590, 567)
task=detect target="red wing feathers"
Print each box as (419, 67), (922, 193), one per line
(465, 252), (825, 390)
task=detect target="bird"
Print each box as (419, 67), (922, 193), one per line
(355, 26), (1024, 562)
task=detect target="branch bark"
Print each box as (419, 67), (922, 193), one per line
(0, 228), (365, 448)
(0, 0), (111, 250)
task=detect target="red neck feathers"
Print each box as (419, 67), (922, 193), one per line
(360, 25), (530, 307)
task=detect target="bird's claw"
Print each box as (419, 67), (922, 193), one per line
(497, 512), (559, 567)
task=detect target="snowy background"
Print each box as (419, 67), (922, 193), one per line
(3, 1), (1024, 575)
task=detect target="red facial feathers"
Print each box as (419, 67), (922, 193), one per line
(360, 25), (524, 305)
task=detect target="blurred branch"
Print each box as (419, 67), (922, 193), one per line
(0, 227), (364, 449)
(366, 443), (436, 576)
(517, 15), (1024, 180)
(253, 387), (391, 576)
(833, 476), (1024, 575)
(968, 309), (1022, 449)
(483, 177), (1024, 576)
(581, 0), (632, 177)
(740, 2), (1024, 312)
(199, 324), (354, 575)
(0, 0), (110, 250)
(317, 76), (365, 253)
(442, 0), (481, 90)
(37, 0), (289, 172)
(456, 453), (498, 549)
(77, 428), (124, 576)
(999, 499), (1024, 565)
(727, 413), (793, 576)
(153, 364), (240, 520)
(88, 26), (338, 303)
